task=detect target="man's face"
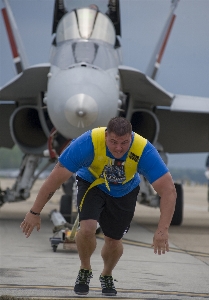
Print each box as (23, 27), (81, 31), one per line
(105, 131), (132, 159)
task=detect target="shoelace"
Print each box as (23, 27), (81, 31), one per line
(76, 271), (93, 285)
(100, 276), (117, 289)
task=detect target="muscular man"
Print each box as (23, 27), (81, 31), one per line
(20, 117), (176, 296)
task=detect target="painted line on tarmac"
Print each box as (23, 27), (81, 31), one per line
(97, 234), (209, 258)
(0, 297), (141, 300)
(0, 298), (142, 300)
(0, 284), (209, 298)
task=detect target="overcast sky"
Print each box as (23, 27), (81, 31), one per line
(0, 0), (209, 169)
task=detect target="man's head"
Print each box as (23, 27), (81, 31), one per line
(106, 117), (132, 136)
(105, 117), (132, 159)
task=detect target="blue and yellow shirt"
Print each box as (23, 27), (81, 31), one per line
(59, 128), (168, 197)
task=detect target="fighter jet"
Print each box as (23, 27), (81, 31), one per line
(0, 0), (209, 226)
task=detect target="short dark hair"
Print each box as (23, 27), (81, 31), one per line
(107, 117), (132, 136)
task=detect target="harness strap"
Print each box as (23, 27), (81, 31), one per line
(79, 178), (106, 211)
(79, 127), (147, 211)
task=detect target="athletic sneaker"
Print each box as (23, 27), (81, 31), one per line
(99, 275), (117, 296)
(74, 269), (93, 295)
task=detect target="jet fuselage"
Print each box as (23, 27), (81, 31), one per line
(45, 7), (122, 139)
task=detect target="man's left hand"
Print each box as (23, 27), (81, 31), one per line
(152, 228), (169, 255)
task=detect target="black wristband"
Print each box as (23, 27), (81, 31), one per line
(30, 209), (40, 216)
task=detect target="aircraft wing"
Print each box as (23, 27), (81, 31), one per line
(119, 66), (173, 108)
(0, 63), (50, 101)
(0, 63), (50, 148)
(119, 65), (209, 154)
(156, 95), (209, 153)
(170, 95), (209, 113)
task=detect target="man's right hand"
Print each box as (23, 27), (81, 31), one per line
(20, 212), (41, 238)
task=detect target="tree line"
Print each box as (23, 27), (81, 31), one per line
(0, 147), (207, 184)
(0, 146), (23, 168)
(169, 167), (207, 185)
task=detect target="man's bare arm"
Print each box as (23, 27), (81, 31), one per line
(20, 163), (73, 237)
(151, 172), (176, 254)
(30, 162), (73, 213)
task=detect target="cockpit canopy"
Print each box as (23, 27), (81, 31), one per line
(56, 8), (116, 46)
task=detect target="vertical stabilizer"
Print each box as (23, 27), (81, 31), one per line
(106, 0), (121, 36)
(52, 0), (67, 34)
(146, 0), (179, 80)
(1, 0), (29, 73)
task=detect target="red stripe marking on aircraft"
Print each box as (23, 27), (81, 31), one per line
(157, 14), (176, 64)
(2, 7), (19, 59)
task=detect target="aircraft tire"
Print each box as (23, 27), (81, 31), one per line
(60, 194), (72, 223)
(171, 183), (184, 226)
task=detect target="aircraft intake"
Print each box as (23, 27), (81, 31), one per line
(130, 109), (159, 145)
(10, 106), (47, 154)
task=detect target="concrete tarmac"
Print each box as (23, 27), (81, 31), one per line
(0, 179), (209, 300)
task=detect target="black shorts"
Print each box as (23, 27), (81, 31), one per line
(76, 176), (140, 240)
